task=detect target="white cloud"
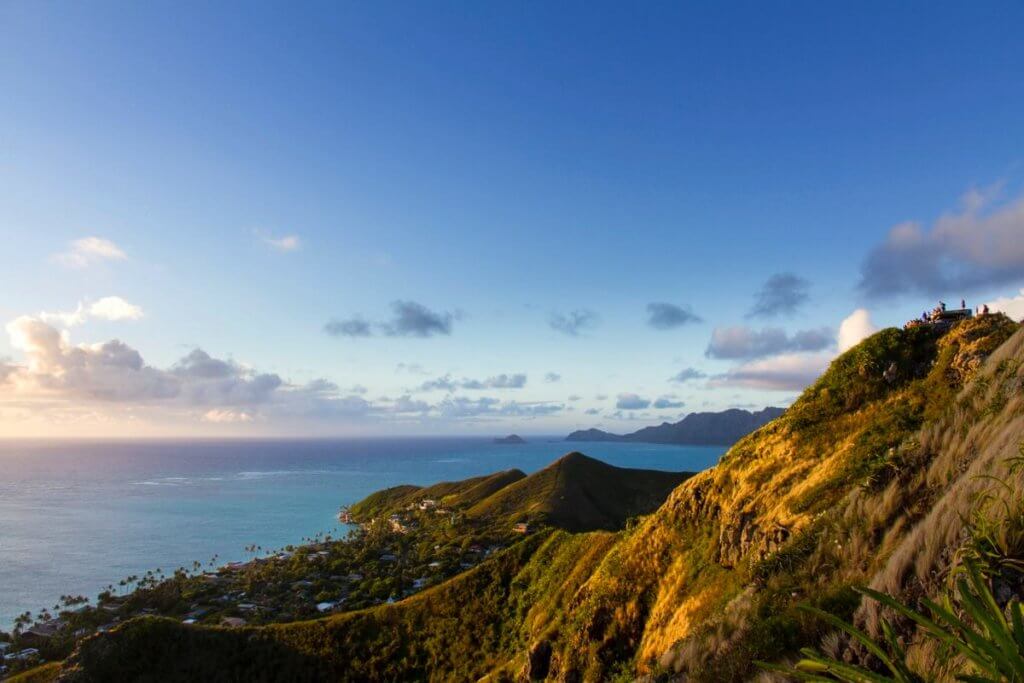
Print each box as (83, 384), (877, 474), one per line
(616, 393), (651, 410)
(89, 297), (145, 322)
(5, 316), (178, 401)
(705, 325), (833, 359)
(54, 237), (127, 268)
(3, 317), (284, 405)
(859, 187), (1024, 297)
(40, 297), (144, 328)
(985, 289), (1024, 322)
(264, 235), (301, 252)
(709, 352), (832, 391)
(203, 409), (254, 423)
(837, 308), (878, 352)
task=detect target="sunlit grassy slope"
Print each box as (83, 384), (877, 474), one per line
(51, 314), (1024, 682)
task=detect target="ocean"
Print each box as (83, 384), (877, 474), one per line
(0, 437), (724, 630)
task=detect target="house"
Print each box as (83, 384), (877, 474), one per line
(419, 499), (438, 510)
(346, 572), (364, 581)
(7, 648), (40, 662)
(182, 618), (197, 625)
(379, 553), (398, 562)
(21, 619), (64, 643)
(316, 601), (336, 613)
(512, 522), (530, 534)
(412, 577), (429, 589)
(220, 617), (247, 628)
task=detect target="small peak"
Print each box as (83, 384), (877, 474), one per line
(552, 451), (601, 467)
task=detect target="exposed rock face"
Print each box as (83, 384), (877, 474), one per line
(525, 639), (552, 680)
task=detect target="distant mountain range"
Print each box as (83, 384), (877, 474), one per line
(566, 407), (785, 446)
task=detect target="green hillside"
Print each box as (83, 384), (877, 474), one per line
(36, 313), (1024, 682)
(466, 452), (693, 532)
(347, 469), (527, 521)
(349, 452), (692, 534)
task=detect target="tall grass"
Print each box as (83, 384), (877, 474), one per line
(758, 560), (1024, 682)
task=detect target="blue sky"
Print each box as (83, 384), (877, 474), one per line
(2, 1), (1023, 436)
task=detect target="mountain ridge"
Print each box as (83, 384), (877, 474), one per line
(42, 314), (1024, 683)
(566, 406), (784, 446)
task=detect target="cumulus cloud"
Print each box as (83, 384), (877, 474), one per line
(40, 296), (145, 328)
(89, 297), (144, 321)
(436, 396), (563, 419)
(747, 273), (809, 318)
(171, 349), (283, 405)
(668, 367), (707, 383)
(0, 317), (567, 431)
(382, 301), (454, 337)
(653, 396), (685, 409)
(0, 359), (17, 385)
(418, 375), (457, 392)
(838, 308), (879, 352)
(5, 316), (178, 402)
(264, 234), (301, 251)
(985, 289), (1024, 322)
(584, 408), (600, 415)
(203, 409), (254, 423)
(418, 373), (527, 392)
(705, 326), (833, 360)
(616, 393), (651, 410)
(709, 352), (831, 391)
(859, 187), (1024, 298)
(326, 301), (455, 338)
(460, 373), (527, 390)
(53, 237), (127, 268)
(544, 372), (561, 383)
(549, 309), (598, 336)
(389, 395), (432, 414)
(3, 317), (287, 407)
(323, 317), (372, 337)
(646, 302), (701, 330)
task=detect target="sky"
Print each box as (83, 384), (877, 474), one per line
(1, 1), (1024, 437)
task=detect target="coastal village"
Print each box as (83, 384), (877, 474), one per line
(0, 491), (531, 679)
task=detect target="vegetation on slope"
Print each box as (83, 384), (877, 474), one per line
(38, 313), (1024, 682)
(348, 469), (527, 521)
(466, 452), (693, 533)
(56, 531), (620, 683)
(541, 314), (1023, 681)
(351, 453), (692, 534)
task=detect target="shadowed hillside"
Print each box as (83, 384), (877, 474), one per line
(466, 452), (692, 532)
(40, 314), (1024, 682)
(351, 453), (692, 533)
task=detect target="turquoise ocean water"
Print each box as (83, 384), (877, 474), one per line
(0, 437), (724, 629)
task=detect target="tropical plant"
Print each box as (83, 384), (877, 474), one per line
(758, 560), (1024, 682)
